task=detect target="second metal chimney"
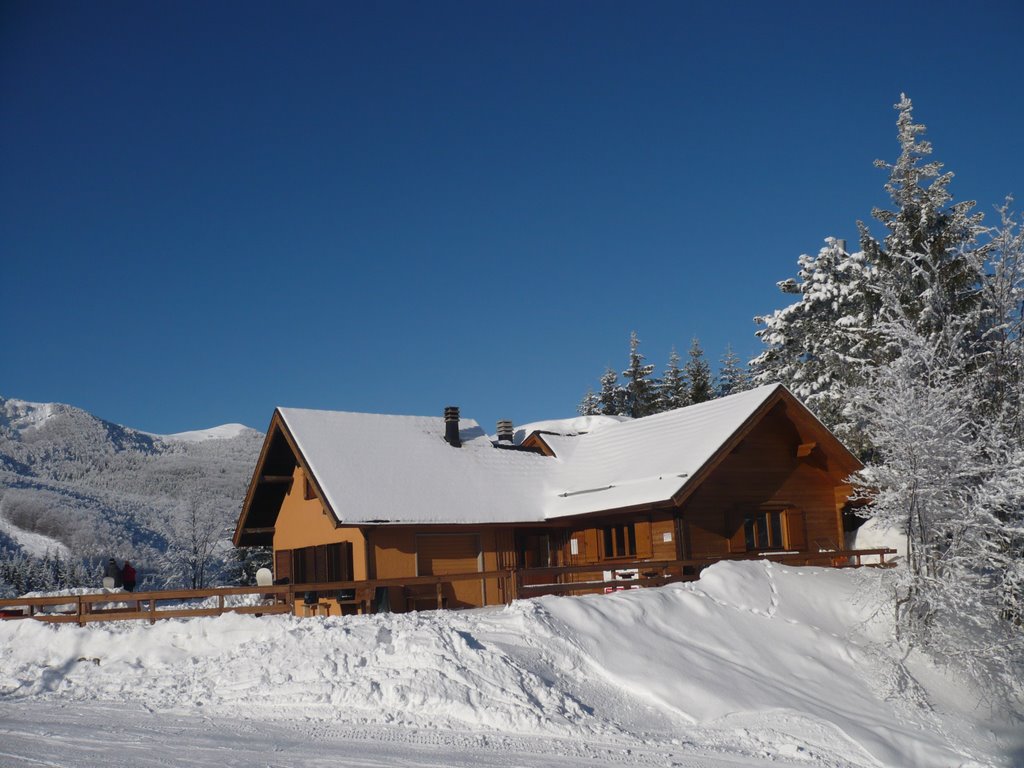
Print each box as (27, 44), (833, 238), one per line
(496, 419), (514, 443)
(444, 406), (461, 447)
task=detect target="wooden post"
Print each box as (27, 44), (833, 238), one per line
(435, 580), (443, 609)
(218, 594), (225, 616)
(150, 597), (157, 625)
(77, 595), (84, 627)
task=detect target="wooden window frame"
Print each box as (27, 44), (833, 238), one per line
(740, 507), (805, 552)
(290, 542), (353, 584)
(601, 522), (637, 560)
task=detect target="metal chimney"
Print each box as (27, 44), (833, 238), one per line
(496, 419), (514, 443)
(444, 406), (461, 447)
(836, 238), (847, 252)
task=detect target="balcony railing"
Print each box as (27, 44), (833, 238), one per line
(0, 547), (895, 625)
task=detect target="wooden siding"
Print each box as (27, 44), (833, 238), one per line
(369, 526), (513, 611)
(650, 512), (680, 561)
(681, 404), (846, 558)
(272, 466), (369, 581)
(416, 533), (482, 608)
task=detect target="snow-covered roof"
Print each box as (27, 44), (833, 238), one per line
(512, 414), (631, 445)
(258, 384), (817, 528)
(278, 409), (550, 525)
(540, 385), (789, 518)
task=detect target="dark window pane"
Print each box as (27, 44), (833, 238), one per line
(769, 511), (783, 548)
(744, 519), (756, 550)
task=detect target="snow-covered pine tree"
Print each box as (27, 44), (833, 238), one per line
(858, 94), (987, 342)
(226, 545), (273, 586)
(621, 331), (658, 418)
(752, 237), (873, 441)
(658, 347), (689, 412)
(683, 338), (713, 404)
(975, 200), (1024, 439)
(597, 367), (627, 416)
(843, 97), (1022, 703)
(577, 389), (602, 417)
(716, 344), (751, 398)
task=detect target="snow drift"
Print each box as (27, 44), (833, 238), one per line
(0, 562), (1011, 766)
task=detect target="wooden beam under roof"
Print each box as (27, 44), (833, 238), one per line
(259, 475), (293, 484)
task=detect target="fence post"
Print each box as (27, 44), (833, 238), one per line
(77, 595), (84, 627)
(435, 580), (444, 609)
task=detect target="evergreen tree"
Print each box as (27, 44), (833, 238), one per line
(975, 200), (1024, 439)
(716, 344), (751, 398)
(683, 338), (713, 404)
(597, 367), (626, 416)
(752, 237), (873, 439)
(859, 94), (986, 341)
(754, 95), (1024, 702)
(226, 545), (273, 586)
(621, 331), (658, 418)
(658, 347), (689, 411)
(577, 389), (601, 417)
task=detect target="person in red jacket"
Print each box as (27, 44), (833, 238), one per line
(122, 561), (137, 592)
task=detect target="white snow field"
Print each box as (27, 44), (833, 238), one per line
(0, 561), (1018, 767)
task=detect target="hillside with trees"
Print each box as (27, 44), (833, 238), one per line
(0, 398), (266, 595)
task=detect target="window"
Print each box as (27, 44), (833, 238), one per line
(289, 542), (353, 584)
(741, 507), (806, 552)
(602, 523), (636, 559)
(744, 510), (783, 550)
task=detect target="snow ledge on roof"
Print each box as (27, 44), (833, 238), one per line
(512, 414), (631, 444)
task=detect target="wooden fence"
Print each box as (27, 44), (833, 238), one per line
(0, 547), (895, 626)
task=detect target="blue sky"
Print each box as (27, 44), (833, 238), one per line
(2, 1), (1022, 435)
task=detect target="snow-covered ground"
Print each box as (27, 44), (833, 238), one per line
(0, 511), (70, 559)
(0, 562), (1019, 767)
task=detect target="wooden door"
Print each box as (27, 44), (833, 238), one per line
(416, 534), (483, 608)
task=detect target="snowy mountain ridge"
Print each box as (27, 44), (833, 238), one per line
(0, 395), (263, 589)
(159, 423), (259, 442)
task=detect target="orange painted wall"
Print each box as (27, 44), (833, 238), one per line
(272, 466), (368, 579)
(368, 525), (513, 611)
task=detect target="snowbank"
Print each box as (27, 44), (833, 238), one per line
(0, 562), (1010, 766)
(848, 517), (908, 560)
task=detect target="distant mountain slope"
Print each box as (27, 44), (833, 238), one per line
(0, 397), (263, 590)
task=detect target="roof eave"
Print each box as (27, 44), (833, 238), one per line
(232, 408), (345, 548)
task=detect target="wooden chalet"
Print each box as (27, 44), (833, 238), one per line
(233, 384), (866, 614)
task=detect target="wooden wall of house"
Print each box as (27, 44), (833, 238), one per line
(547, 509), (681, 587)
(368, 525), (515, 611)
(681, 404), (846, 558)
(273, 466), (369, 580)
